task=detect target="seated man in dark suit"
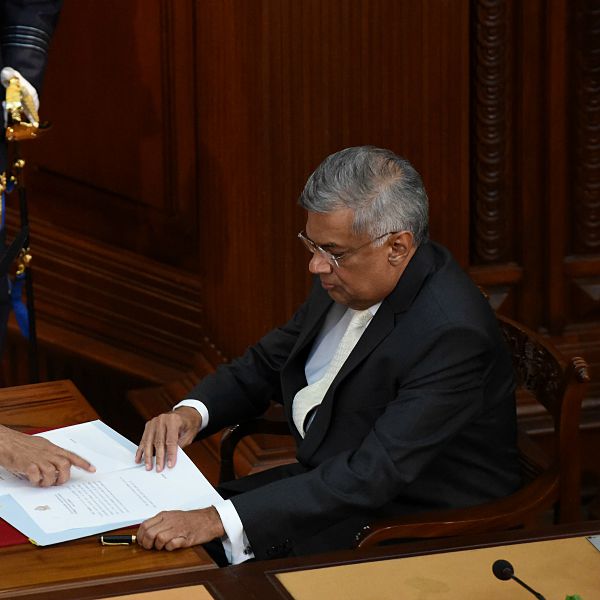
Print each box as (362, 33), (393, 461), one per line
(135, 146), (521, 564)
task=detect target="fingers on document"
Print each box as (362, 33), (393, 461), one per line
(165, 435), (179, 469)
(135, 414), (181, 471)
(65, 449), (96, 473)
(134, 421), (157, 470)
(27, 460), (64, 487)
(154, 442), (166, 473)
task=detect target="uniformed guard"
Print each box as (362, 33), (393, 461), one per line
(0, 1), (63, 379)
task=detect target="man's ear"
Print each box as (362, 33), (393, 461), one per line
(388, 231), (414, 265)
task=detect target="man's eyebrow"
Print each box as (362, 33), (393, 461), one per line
(305, 232), (343, 251)
(320, 241), (342, 251)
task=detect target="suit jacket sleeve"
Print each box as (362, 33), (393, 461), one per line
(230, 323), (495, 560)
(187, 297), (311, 436)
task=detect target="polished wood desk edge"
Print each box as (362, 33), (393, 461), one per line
(1, 525), (217, 599)
(1, 565), (239, 600)
(0, 379), (97, 429)
(225, 520), (600, 600)
(0, 379), (83, 399)
(0, 561), (217, 600)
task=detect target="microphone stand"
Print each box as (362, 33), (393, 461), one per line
(510, 574), (546, 600)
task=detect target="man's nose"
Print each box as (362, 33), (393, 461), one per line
(308, 252), (333, 274)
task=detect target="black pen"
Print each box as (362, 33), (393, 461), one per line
(99, 534), (137, 546)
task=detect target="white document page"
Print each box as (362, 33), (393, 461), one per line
(10, 451), (221, 533)
(38, 421), (135, 472)
(2, 420), (223, 536)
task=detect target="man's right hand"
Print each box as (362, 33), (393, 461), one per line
(135, 407), (202, 472)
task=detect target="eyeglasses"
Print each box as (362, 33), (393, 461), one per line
(297, 230), (396, 268)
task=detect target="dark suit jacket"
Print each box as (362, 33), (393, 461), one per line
(190, 241), (521, 560)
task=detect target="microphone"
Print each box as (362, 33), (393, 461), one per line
(492, 559), (546, 600)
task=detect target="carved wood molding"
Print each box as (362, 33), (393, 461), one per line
(469, 262), (523, 313)
(471, 0), (512, 264)
(573, 0), (600, 253)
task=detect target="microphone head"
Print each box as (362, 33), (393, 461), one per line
(492, 559), (514, 581)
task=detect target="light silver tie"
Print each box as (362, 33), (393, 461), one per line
(292, 309), (373, 437)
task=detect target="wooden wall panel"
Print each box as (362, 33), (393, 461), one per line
(2, 0), (471, 368)
(2, 0), (210, 384)
(566, 1), (600, 325)
(24, 0), (199, 268)
(194, 0), (470, 358)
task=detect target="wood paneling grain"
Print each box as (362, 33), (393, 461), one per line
(194, 0), (469, 358)
(24, 0), (198, 267)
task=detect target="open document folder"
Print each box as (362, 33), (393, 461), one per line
(0, 420), (223, 545)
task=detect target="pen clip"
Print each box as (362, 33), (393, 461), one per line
(101, 540), (129, 546)
(100, 535), (136, 546)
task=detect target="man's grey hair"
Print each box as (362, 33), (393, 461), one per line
(298, 146), (429, 247)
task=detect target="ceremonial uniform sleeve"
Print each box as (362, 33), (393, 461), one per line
(0, 0), (63, 91)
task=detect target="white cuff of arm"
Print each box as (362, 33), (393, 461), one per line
(173, 399), (209, 430)
(214, 500), (254, 565)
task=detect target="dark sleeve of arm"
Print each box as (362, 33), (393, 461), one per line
(187, 298), (310, 435)
(231, 326), (491, 559)
(1, 0), (63, 91)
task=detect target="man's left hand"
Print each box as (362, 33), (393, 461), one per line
(136, 506), (225, 550)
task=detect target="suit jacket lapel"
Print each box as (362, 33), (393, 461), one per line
(281, 281), (333, 439)
(298, 301), (396, 460)
(297, 241), (439, 461)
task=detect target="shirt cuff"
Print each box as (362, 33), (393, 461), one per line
(173, 399), (209, 431)
(214, 500), (254, 565)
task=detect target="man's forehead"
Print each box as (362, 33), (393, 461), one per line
(305, 208), (357, 240)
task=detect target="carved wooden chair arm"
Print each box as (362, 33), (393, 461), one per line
(354, 469), (559, 548)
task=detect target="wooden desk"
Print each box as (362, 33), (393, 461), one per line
(3, 382), (598, 599)
(41, 521), (600, 600)
(0, 380), (217, 599)
(229, 521), (600, 599)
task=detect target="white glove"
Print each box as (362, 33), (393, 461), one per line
(1, 67), (39, 126)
